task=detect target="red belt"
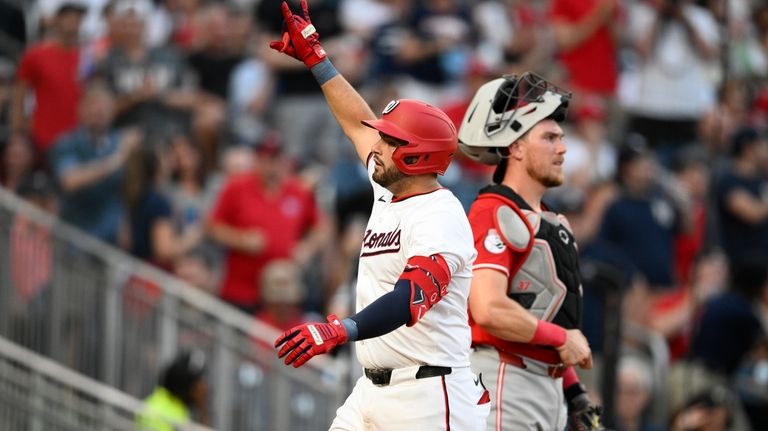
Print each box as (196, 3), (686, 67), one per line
(498, 350), (567, 379)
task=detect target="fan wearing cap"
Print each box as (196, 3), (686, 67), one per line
(459, 73), (603, 431)
(268, 1), (489, 429)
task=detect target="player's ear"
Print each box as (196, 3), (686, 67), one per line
(507, 141), (523, 161)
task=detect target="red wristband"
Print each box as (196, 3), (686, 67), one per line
(531, 320), (567, 347)
(562, 366), (578, 389)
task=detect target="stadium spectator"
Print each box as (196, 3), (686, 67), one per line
(98, 0), (197, 145)
(339, 0), (400, 41)
(549, 0), (621, 97)
(137, 349), (209, 430)
(161, 0), (207, 52)
(755, 4), (768, 69)
(7, 171), (57, 356)
(672, 256), (767, 430)
(698, 79), (750, 160)
(37, 0), (109, 44)
(189, 3), (250, 101)
(256, 0), (348, 166)
(599, 140), (691, 294)
(228, 36), (274, 147)
(207, 134), (330, 314)
(186, 3), (250, 171)
(119, 145), (202, 268)
(0, 59), (14, 144)
(48, 83), (136, 244)
(367, 0), (472, 105)
(10, 0), (88, 165)
(255, 259), (308, 331)
(472, 0), (549, 74)
(714, 127), (768, 266)
(689, 256), (767, 386)
(172, 247), (217, 296)
(669, 389), (735, 431)
(1, 131), (35, 192)
(669, 149), (711, 288)
(649, 251), (727, 363)
(560, 95), (617, 190)
(163, 133), (216, 252)
(10, 171), (57, 306)
(0, 0), (26, 64)
(615, 354), (663, 431)
(620, 0), (720, 164)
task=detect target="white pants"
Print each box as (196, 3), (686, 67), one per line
(330, 365), (490, 430)
(471, 348), (567, 431)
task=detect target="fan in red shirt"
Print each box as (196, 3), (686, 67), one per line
(11, 1), (89, 161)
(549, 0), (621, 96)
(207, 134), (330, 313)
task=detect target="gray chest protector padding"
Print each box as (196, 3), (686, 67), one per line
(495, 206), (568, 322)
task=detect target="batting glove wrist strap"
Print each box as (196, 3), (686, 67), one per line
(274, 314), (349, 368)
(311, 58), (338, 85)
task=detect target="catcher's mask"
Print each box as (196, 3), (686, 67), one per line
(362, 99), (457, 176)
(458, 72), (571, 169)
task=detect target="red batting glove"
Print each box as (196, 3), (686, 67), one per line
(268, 0), (327, 68)
(274, 314), (348, 368)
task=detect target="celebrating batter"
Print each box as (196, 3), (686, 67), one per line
(459, 74), (605, 431)
(269, 1), (489, 430)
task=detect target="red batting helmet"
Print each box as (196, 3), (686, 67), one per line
(362, 99), (457, 175)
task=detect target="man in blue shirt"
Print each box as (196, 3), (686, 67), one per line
(49, 83), (139, 244)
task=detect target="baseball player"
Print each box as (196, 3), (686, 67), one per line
(458, 74), (605, 431)
(269, 2), (490, 430)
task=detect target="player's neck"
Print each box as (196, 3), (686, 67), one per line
(502, 175), (546, 212)
(387, 175), (441, 200)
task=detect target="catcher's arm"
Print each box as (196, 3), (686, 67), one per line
(470, 269), (592, 368)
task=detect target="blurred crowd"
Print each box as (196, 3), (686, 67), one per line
(0, 0), (767, 429)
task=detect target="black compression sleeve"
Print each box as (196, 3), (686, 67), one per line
(349, 279), (411, 341)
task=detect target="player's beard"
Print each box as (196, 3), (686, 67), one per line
(372, 164), (407, 188)
(526, 160), (563, 188)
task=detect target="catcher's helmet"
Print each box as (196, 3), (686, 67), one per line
(362, 99), (457, 176)
(458, 73), (571, 166)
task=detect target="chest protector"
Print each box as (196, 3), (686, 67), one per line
(480, 185), (582, 329)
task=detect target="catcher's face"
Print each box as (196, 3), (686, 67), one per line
(371, 133), (407, 188)
(519, 119), (566, 188)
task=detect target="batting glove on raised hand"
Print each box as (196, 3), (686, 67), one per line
(275, 314), (348, 368)
(269, 0), (327, 68)
(567, 391), (606, 431)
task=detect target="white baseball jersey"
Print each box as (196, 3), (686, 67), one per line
(354, 158), (476, 369)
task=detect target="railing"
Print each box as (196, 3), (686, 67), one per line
(0, 188), (348, 430)
(0, 335), (213, 431)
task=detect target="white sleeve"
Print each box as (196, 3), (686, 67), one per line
(406, 207), (472, 277)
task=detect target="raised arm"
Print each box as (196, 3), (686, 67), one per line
(268, 0), (379, 164)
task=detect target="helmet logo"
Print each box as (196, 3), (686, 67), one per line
(382, 100), (400, 114)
